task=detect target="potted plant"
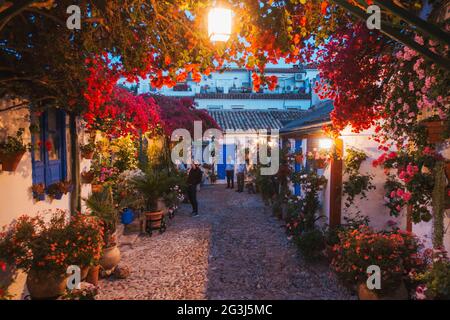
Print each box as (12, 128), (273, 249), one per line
(85, 187), (120, 271)
(31, 183), (46, 201)
(81, 170), (94, 184)
(80, 142), (95, 159)
(331, 225), (424, 300)
(46, 181), (72, 200)
(132, 169), (169, 234)
(414, 248), (450, 300)
(0, 128), (28, 172)
(0, 211), (104, 299)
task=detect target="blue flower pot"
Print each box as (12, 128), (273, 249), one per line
(121, 208), (135, 225)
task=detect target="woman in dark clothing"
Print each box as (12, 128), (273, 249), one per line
(187, 161), (203, 216)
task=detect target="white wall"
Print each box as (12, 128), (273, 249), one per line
(318, 126), (450, 252)
(0, 103), (91, 226)
(196, 98), (310, 110)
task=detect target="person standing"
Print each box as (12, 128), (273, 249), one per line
(187, 161), (202, 216)
(236, 162), (247, 193)
(225, 158), (235, 189)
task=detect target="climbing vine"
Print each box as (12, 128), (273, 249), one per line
(342, 148), (375, 208)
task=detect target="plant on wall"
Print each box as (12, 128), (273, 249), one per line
(375, 148), (441, 223)
(342, 148), (375, 209)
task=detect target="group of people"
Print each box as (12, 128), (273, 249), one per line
(180, 160), (256, 217)
(224, 162), (253, 193)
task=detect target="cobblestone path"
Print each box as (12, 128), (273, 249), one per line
(97, 185), (353, 300)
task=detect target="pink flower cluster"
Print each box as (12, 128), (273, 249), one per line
(398, 163), (419, 183)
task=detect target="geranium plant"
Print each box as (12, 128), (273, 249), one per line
(0, 128), (28, 155)
(0, 210), (104, 274)
(331, 225), (426, 295)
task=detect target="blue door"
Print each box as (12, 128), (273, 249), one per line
(294, 139), (302, 196)
(217, 144), (236, 180)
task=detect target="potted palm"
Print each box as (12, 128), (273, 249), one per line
(0, 128), (28, 172)
(132, 169), (168, 234)
(85, 187), (121, 271)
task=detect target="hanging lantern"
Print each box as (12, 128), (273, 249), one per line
(208, 7), (232, 42)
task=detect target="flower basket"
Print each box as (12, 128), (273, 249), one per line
(81, 171), (94, 184)
(0, 150), (25, 172)
(423, 120), (447, 144)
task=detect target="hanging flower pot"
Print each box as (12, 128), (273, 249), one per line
(315, 158), (327, 169)
(423, 120), (447, 144)
(81, 171), (94, 184)
(0, 150), (25, 172)
(82, 150), (94, 159)
(31, 183), (46, 201)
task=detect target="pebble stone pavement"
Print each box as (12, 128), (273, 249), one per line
(97, 185), (355, 300)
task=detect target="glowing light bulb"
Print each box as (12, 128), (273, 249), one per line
(208, 7), (232, 42)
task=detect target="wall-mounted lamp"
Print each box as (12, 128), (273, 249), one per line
(208, 7), (232, 42)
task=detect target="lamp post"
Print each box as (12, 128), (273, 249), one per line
(208, 6), (232, 42)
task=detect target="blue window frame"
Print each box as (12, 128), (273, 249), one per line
(31, 109), (67, 186)
(294, 139), (302, 196)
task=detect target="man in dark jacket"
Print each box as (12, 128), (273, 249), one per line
(187, 161), (203, 216)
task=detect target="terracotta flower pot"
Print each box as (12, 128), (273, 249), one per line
(86, 265), (99, 286)
(145, 210), (164, 228)
(357, 281), (408, 300)
(315, 158), (326, 169)
(26, 269), (68, 300)
(99, 245), (121, 271)
(0, 150), (25, 172)
(81, 172), (94, 184)
(82, 150), (94, 160)
(81, 266), (90, 281)
(423, 120), (447, 144)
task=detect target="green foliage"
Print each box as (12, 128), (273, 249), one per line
(343, 148), (375, 208)
(0, 128), (27, 154)
(294, 228), (326, 261)
(85, 187), (117, 246)
(415, 254), (450, 300)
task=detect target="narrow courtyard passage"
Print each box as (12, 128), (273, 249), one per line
(98, 185), (353, 300)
